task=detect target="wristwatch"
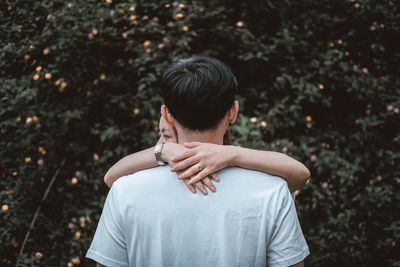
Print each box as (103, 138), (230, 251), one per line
(154, 142), (167, 166)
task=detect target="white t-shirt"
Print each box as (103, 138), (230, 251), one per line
(86, 166), (310, 267)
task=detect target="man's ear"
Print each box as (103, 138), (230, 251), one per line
(161, 104), (175, 126)
(228, 100), (239, 124)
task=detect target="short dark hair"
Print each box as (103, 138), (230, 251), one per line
(160, 56), (238, 131)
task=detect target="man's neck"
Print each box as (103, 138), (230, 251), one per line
(177, 128), (224, 145)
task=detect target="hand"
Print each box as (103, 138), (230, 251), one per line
(162, 142), (218, 195)
(170, 142), (234, 186)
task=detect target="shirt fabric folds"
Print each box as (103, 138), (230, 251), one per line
(86, 166), (310, 267)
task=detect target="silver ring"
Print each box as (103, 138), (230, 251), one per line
(196, 163), (203, 171)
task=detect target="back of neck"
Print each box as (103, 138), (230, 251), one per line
(177, 129), (224, 145)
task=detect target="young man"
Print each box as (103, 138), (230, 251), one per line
(86, 56), (310, 266)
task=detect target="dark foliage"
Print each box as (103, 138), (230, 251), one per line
(1, 0), (399, 266)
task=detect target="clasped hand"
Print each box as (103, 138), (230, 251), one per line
(164, 142), (232, 195)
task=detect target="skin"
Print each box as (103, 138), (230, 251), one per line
(171, 142), (310, 193)
(104, 102), (310, 194)
(157, 116), (177, 144)
(160, 101), (306, 266)
(100, 102), (308, 266)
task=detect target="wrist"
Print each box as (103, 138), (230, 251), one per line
(154, 143), (167, 165)
(226, 145), (239, 166)
(160, 143), (172, 163)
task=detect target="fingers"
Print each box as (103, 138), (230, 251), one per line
(209, 173), (220, 182)
(171, 156), (199, 173)
(193, 181), (208, 195)
(202, 177), (216, 193)
(178, 163), (205, 180)
(183, 176), (216, 195)
(183, 178), (196, 193)
(188, 169), (209, 185)
(171, 149), (196, 162)
(183, 142), (201, 148)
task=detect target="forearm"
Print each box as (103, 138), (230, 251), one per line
(104, 147), (157, 187)
(228, 146), (310, 192)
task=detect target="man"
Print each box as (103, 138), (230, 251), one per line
(86, 56), (310, 266)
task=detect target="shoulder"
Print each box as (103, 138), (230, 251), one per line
(220, 166), (288, 188)
(216, 167), (290, 199)
(111, 165), (172, 193)
(108, 166), (180, 209)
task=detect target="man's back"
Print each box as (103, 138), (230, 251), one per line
(87, 166), (309, 267)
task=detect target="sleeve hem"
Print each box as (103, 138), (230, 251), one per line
(269, 247), (310, 267)
(86, 249), (129, 267)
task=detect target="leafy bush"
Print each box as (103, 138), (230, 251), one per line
(1, 0), (399, 266)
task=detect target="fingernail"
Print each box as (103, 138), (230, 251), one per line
(202, 190), (208, 195)
(191, 188), (195, 193)
(211, 186), (216, 192)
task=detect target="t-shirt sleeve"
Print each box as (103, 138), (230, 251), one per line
(266, 184), (310, 267)
(86, 184), (129, 267)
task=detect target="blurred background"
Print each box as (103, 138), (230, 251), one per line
(1, 0), (399, 266)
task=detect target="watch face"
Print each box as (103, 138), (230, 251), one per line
(155, 144), (161, 153)
(155, 143), (164, 165)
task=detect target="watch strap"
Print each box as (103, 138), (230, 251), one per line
(154, 142), (166, 166)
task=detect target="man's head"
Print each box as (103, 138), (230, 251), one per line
(160, 56), (239, 135)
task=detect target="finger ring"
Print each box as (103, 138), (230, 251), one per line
(196, 163), (203, 171)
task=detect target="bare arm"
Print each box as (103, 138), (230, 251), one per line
(172, 142), (310, 193)
(104, 142), (310, 193)
(228, 146), (310, 192)
(103, 143), (194, 188)
(103, 147), (157, 187)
